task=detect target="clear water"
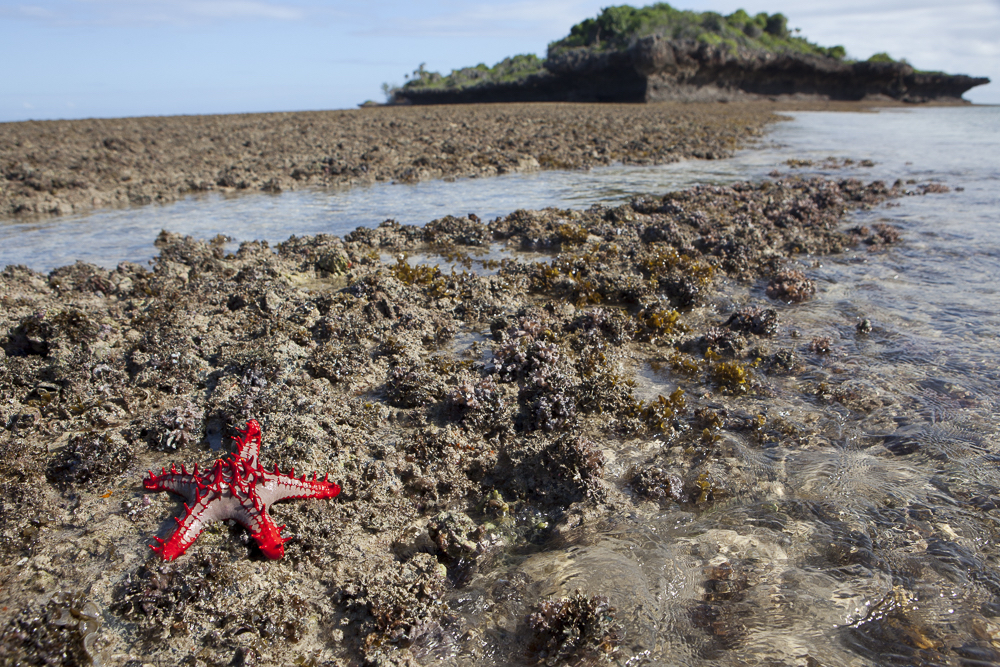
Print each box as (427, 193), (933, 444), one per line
(448, 106), (999, 666)
(6, 106), (1000, 665)
(0, 154), (769, 272)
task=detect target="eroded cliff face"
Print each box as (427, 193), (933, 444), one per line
(629, 36), (988, 103)
(394, 38), (989, 105)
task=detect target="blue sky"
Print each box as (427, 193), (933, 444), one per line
(2, 0), (997, 122)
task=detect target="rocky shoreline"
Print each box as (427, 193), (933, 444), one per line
(1, 99), (920, 223)
(0, 155), (963, 664)
(1, 101), (788, 220)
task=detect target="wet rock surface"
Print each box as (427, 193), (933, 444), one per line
(1, 101), (786, 220)
(0, 170), (981, 666)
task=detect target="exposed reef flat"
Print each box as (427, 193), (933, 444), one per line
(0, 170), (971, 666)
(2, 99), (892, 220)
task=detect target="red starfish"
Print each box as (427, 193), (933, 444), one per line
(144, 419), (340, 560)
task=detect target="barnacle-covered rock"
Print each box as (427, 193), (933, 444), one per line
(423, 214), (490, 246)
(568, 307), (633, 346)
(345, 552), (449, 658)
(683, 326), (748, 358)
(428, 510), (481, 561)
(574, 347), (643, 430)
(809, 336), (833, 354)
(0, 592), (103, 666)
(6, 312), (55, 356)
(46, 431), (134, 490)
(113, 553), (311, 647)
(497, 434), (606, 509)
(384, 362), (447, 408)
(527, 591), (620, 664)
(766, 268), (816, 303)
(445, 374), (511, 435)
(630, 466), (685, 502)
(0, 437), (46, 562)
(724, 305), (778, 336)
(149, 401), (204, 451)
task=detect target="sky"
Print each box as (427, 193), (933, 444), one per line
(2, 0), (997, 122)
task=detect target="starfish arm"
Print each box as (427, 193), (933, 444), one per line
(232, 492), (287, 559)
(144, 464), (203, 504)
(233, 419), (263, 463)
(151, 489), (232, 561)
(257, 469), (341, 506)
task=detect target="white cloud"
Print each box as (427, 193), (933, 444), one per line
(15, 5), (59, 18)
(4, 0), (307, 25)
(352, 0), (599, 39)
(0, 4), (59, 21)
(177, 1), (303, 21)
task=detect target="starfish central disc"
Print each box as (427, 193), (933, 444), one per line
(144, 419), (340, 560)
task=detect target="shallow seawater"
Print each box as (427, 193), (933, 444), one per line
(7, 106), (990, 274)
(7, 106), (1000, 665)
(624, 108), (1000, 665)
(1, 146), (780, 273)
(445, 106), (1000, 666)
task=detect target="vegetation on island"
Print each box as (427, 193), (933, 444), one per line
(547, 4), (846, 59)
(866, 51), (907, 65)
(395, 54), (545, 94)
(391, 3), (850, 96)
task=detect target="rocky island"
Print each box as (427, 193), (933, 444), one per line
(390, 4), (989, 105)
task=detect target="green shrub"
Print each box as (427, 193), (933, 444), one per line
(702, 12), (725, 33)
(765, 12), (788, 38)
(400, 54), (545, 91)
(824, 45), (847, 60)
(549, 3), (863, 61)
(726, 9), (751, 26)
(867, 52), (896, 63)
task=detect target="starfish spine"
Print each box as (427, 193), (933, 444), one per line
(143, 418), (340, 561)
